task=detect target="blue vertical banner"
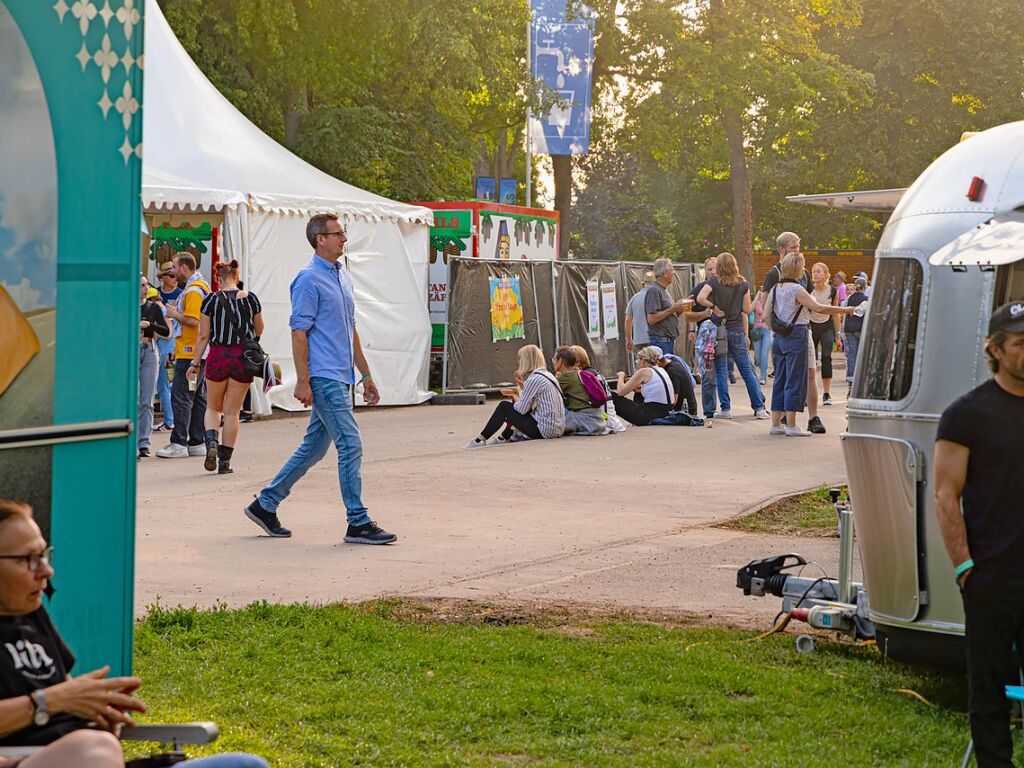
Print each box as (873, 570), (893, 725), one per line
(530, 1), (595, 156)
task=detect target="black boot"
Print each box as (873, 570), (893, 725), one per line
(217, 444), (234, 474)
(204, 429), (219, 472)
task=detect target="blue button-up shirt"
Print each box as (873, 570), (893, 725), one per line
(289, 255), (355, 384)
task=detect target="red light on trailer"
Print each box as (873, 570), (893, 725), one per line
(967, 176), (985, 202)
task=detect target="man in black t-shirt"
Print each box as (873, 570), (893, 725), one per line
(687, 256), (718, 417)
(935, 302), (1024, 767)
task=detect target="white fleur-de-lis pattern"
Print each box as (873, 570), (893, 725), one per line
(54, 0), (143, 163)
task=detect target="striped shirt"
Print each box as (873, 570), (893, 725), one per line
(200, 290), (262, 346)
(515, 368), (566, 439)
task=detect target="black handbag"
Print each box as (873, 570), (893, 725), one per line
(217, 293), (268, 377)
(769, 284), (799, 337)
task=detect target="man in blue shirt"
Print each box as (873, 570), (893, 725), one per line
(244, 213), (397, 544)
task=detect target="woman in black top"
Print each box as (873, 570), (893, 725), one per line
(0, 499), (269, 767)
(694, 252), (768, 420)
(189, 260), (263, 475)
(138, 277), (169, 459)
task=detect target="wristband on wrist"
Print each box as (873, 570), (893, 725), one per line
(360, 372), (372, 383)
(954, 558), (974, 578)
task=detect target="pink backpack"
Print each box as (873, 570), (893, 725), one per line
(578, 369), (609, 407)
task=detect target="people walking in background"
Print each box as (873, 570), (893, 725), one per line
(694, 252), (768, 420)
(625, 271), (654, 357)
(808, 262), (839, 407)
(763, 251), (854, 436)
(644, 258), (693, 357)
(854, 271), (871, 297)
(611, 346), (674, 426)
(934, 302), (1024, 767)
(138, 276), (169, 458)
(156, 253), (210, 458)
(842, 275), (869, 386)
(246, 214), (395, 544)
(466, 344), (565, 447)
(688, 256), (719, 418)
(189, 259), (263, 475)
(832, 271), (848, 306)
(751, 289), (772, 385)
(153, 262), (181, 432)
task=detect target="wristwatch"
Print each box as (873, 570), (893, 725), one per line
(359, 372), (373, 383)
(29, 689), (49, 726)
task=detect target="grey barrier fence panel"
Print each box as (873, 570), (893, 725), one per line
(445, 258), (544, 391)
(553, 260), (630, 377)
(621, 262), (699, 363)
(532, 260), (557, 362)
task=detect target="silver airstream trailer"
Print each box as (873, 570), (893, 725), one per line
(739, 121), (1024, 666)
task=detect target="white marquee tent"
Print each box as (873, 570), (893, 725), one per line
(141, 0), (434, 409)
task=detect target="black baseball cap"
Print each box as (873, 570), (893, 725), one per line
(989, 301), (1024, 335)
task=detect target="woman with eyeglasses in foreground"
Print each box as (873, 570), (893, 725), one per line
(0, 500), (267, 768)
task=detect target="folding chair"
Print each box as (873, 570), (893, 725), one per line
(961, 686), (1024, 767)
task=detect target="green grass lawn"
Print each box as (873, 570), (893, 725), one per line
(129, 599), (989, 767)
(721, 486), (847, 537)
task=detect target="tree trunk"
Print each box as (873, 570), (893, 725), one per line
(552, 154), (572, 259)
(283, 83), (308, 148)
(722, 107), (754, 285)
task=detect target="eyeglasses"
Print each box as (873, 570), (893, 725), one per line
(0, 546), (54, 572)
(321, 231), (346, 239)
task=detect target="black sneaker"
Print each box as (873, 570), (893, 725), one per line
(244, 499), (292, 538)
(344, 522), (397, 545)
(808, 416), (827, 434)
(138, 447), (150, 458)
(822, 393), (832, 406)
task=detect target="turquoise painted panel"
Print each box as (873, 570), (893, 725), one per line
(2, 0), (143, 675)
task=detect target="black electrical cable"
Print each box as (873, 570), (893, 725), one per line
(793, 576), (829, 611)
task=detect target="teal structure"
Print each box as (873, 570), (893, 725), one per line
(1, 1), (144, 674)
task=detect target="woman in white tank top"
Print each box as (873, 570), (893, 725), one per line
(611, 346), (675, 426)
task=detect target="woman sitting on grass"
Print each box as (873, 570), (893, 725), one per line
(0, 500), (268, 768)
(464, 344), (565, 448)
(610, 346), (675, 426)
(553, 346), (606, 436)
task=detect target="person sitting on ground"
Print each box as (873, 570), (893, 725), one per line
(0, 500), (268, 768)
(465, 345), (565, 448)
(763, 252), (855, 436)
(656, 352), (698, 415)
(553, 346), (606, 436)
(569, 346), (614, 402)
(610, 346), (674, 426)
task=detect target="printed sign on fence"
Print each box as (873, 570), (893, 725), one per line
(489, 276), (525, 342)
(587, 279), (600, 338)
(601, 282), (618, 340)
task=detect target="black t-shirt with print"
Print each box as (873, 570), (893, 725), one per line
(0, 608), (86, 746)
(936, 379), (1024, 580)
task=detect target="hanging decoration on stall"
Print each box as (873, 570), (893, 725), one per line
(586, 278), (600, 338)
(489, 276), (525, 342)
(600, 281), (618, 340)
(149, 221), (213, 263)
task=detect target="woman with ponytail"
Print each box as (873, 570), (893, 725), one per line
(189, 260), (264, 474)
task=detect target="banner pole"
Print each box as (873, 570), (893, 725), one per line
(526, 15), (533, 209)
(442, 256), (452, 394)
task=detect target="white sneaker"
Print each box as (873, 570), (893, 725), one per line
(155, 443), (189, 459)
(463, 438), (487, 450)
(754, 408), (770, 420)
(718, 410), (732, 420)
(784, 426), (812, 437)
(187, 444), (206, 457)
(488, 435), (513, 446)
(769, 425), (786, 435)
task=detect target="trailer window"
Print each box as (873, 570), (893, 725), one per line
(852, 258), (924, 401)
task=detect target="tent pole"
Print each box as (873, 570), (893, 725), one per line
(530, 261), (544, 358)
(441, 255), (452, 395)
(526, 16), (533, 209)
(551, 261), (560, 348)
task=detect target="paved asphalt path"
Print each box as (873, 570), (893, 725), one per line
(136, 379), (857, 629)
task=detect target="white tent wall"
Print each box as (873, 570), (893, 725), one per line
(242, 212), (432, 410)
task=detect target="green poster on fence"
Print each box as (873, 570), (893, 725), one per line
(1, 0), (143, 675)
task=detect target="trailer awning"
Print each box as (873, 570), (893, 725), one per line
(786, 188), (907, 212)
(929, 216), (1024, 267)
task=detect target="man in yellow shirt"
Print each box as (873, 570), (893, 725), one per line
(156, 252), (210, 459)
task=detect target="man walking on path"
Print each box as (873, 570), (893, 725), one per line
(153, 263), (181, 432)
(624, 271), (654, 357)
(934, 302), (1024, 767)
(244, 213), (397, 545)
(644, 258), (692, 357)
(156, 253), (209, 458)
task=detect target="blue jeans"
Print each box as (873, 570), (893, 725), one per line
(845, 332), (860, 382)
(648, 336), (675, 357)
(771, 326), (809, 412)
(155, 336), (175, 426)
(752, 330), (772, 381)
(138, 342), (159, 450)
(701, 369), (717, 418)
(258, 377), (371, 527)
(180, 754), (269, 768)
(714, 330), (765, 413)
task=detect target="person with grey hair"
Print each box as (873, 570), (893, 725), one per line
(644, 258), (693, 357)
